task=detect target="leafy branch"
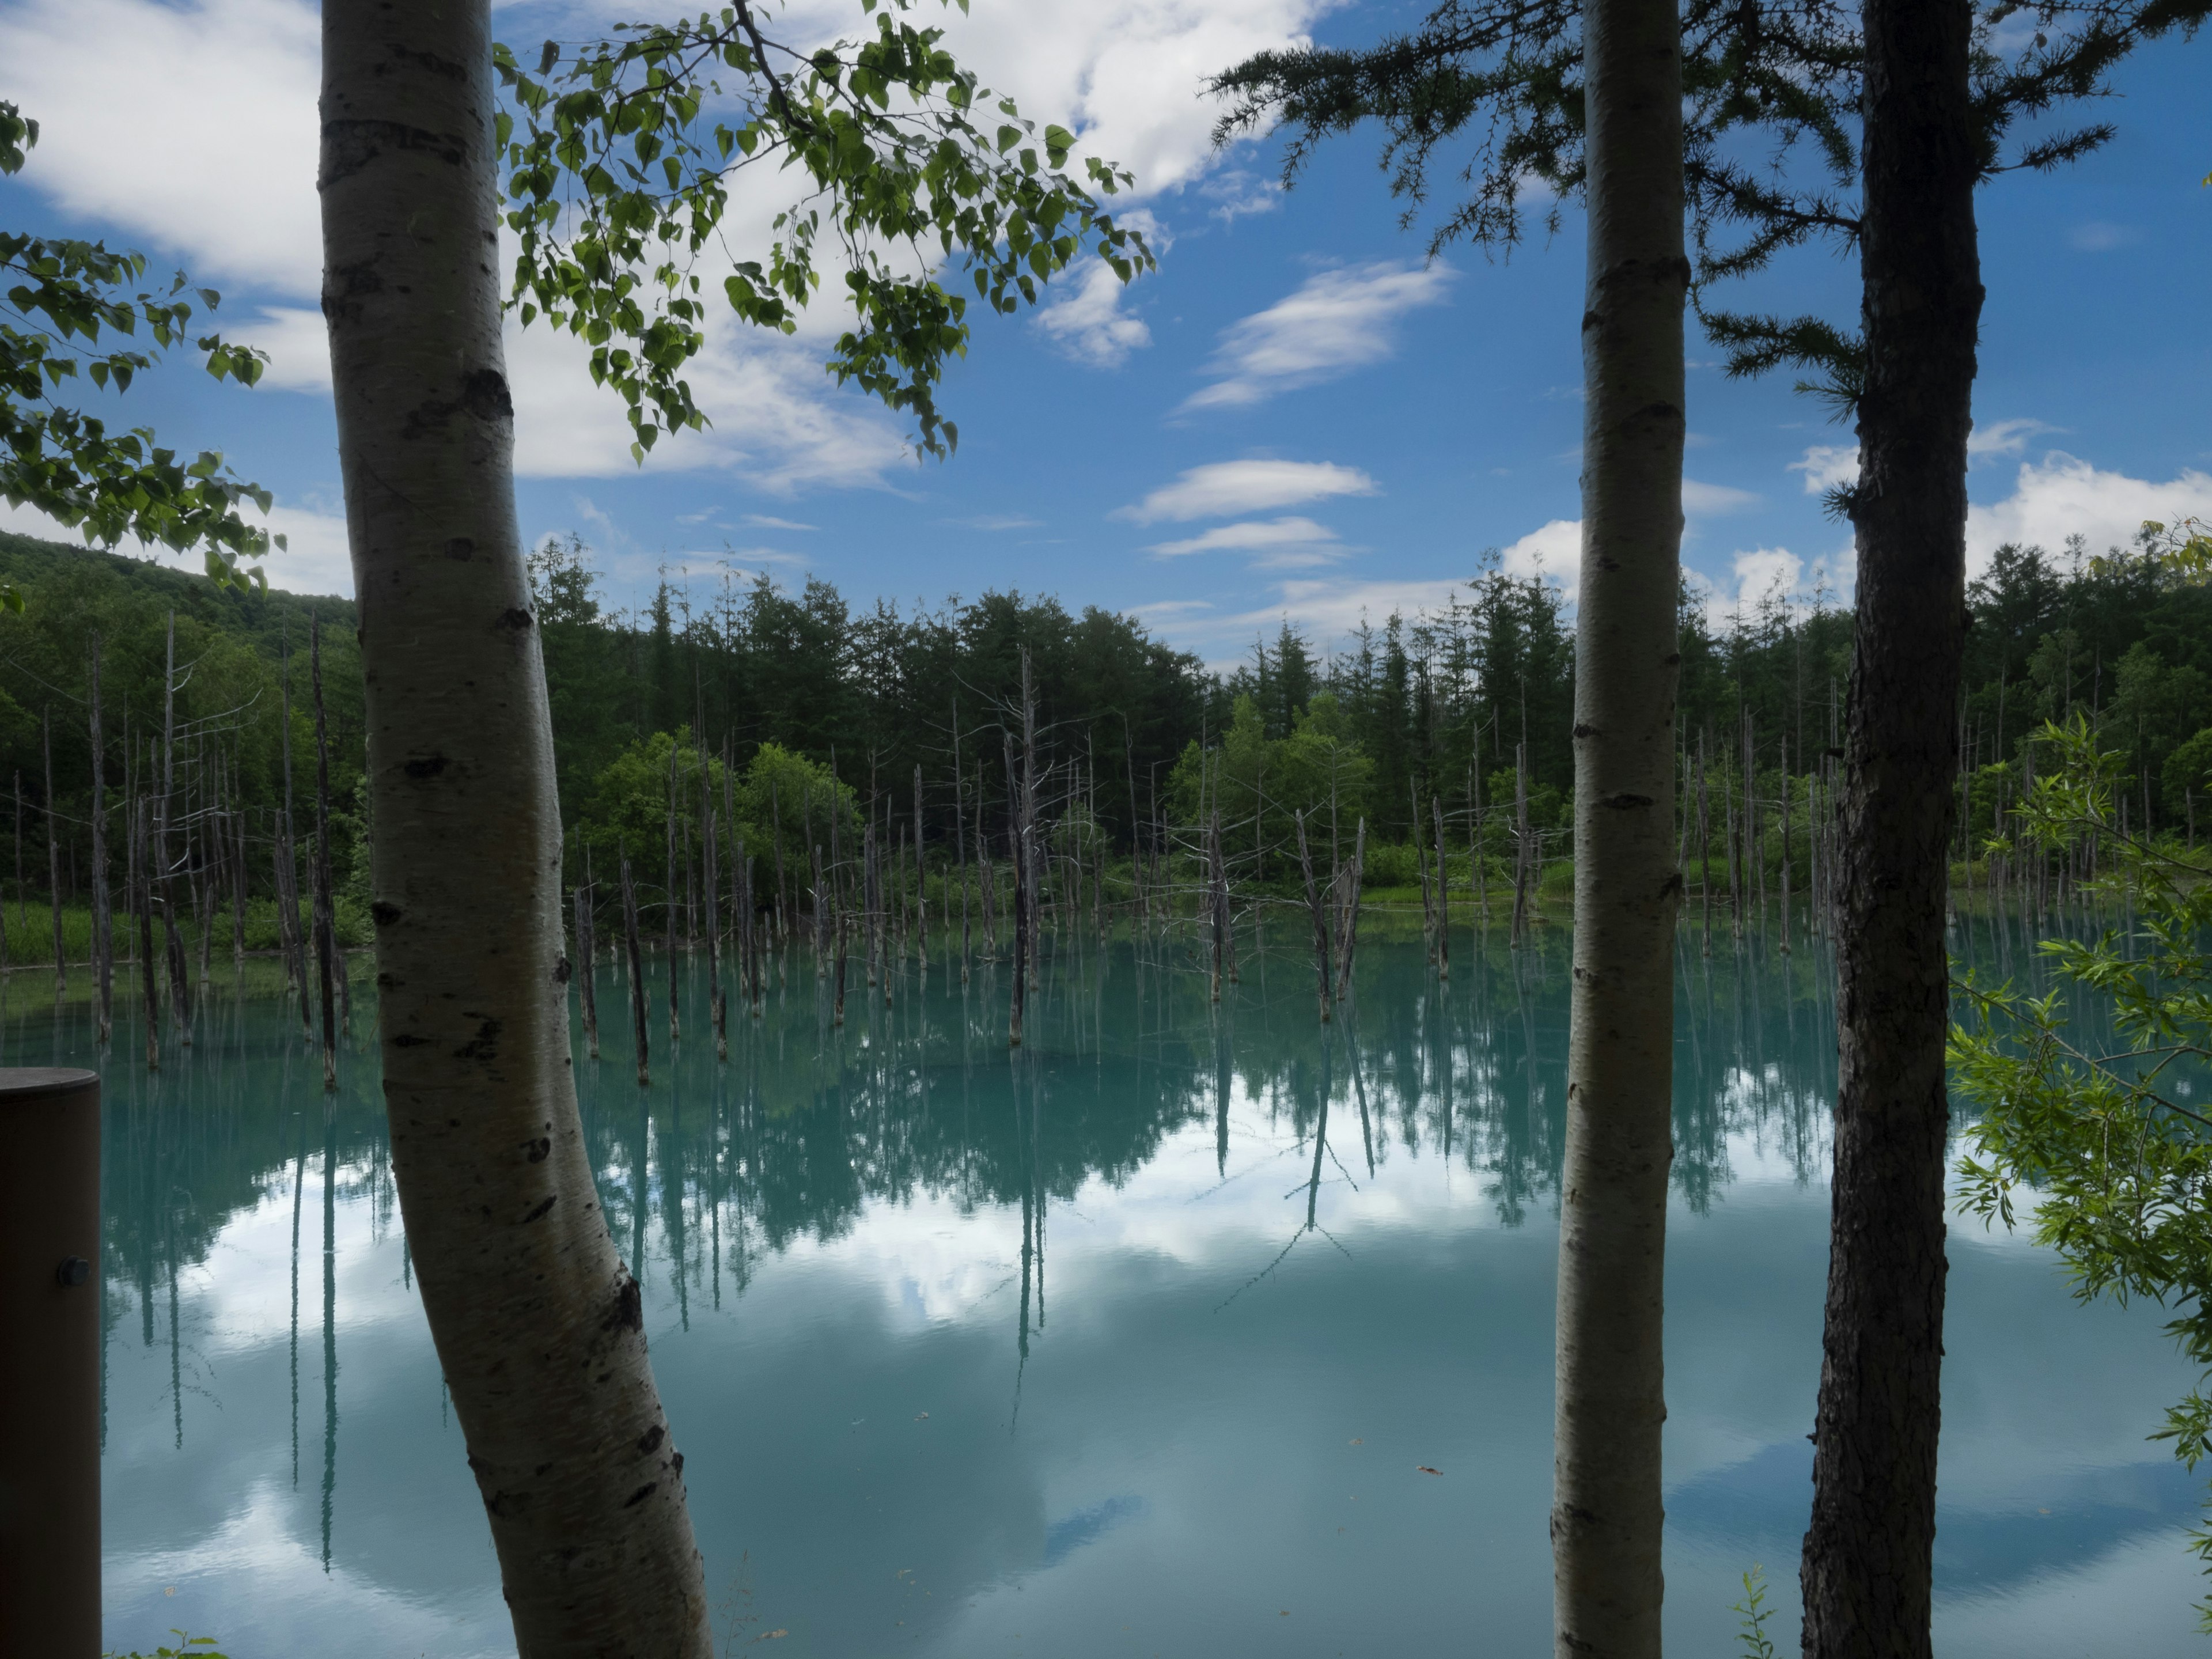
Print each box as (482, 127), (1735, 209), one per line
(494, 0), (1154, 461)
(1950, 715), (2212, 1623)
(1, 102), (278, 596)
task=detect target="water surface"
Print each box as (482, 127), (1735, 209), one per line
(44, 914), (2206, 1657)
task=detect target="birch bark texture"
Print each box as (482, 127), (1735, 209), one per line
(1800, 0), (1979, 1647)
(1551, 0), (1685, 1647)
(317, 5), (710, 1653)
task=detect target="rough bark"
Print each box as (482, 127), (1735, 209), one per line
(319, 3), (710, 1651)
(1799, 0), (1978, 1649)
(1551, 0), (1685, 1646)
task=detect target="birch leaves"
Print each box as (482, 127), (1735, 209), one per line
(0, 102), (278, 597)
(494, 0), (1154, 461)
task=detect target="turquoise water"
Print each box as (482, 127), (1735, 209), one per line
(47, 912), (2207, 1657)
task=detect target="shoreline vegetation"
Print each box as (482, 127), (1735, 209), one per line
(0, 522), (2203, 1031)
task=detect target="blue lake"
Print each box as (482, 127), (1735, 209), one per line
(46, 911), (2207, 1656)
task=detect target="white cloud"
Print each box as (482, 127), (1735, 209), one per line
(1499, 518), (1580, 588)
(1182, 262), (1453, 410)
(1792, 421), (2066, 500)
(1790, 444), (1860, 495)
(1681, 480), (1759, 516)
(0, 496), (353, 597)
(1694, 546), (1805, 633)
(232, 307), (332, 392)
(1967, 451), (2212, 578)
(0, 0), (323, 297)
(1967, 418), (2060, 460)
(1198, 168), (1284, 222)
(1215, 577), (1471, 648)
(920, 0), (1335, 203)
(741, 514), (819, 532)
(1117, 460), (1377, 524)
(260, 503), (357, 596)
(0, 0), (1335, 494)
(1035, 261), (1154, 369)
(1145, 516), (1342, 561)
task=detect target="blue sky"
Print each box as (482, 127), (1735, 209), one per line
(2, 0), (2209, 665)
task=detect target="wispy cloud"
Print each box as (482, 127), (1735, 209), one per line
(1035, 260), (1154, 368)
(1116, 459), (1377, 524)
(1198, 168), (1283, 223)
(1146, 516), (1342, 561)
(2068, 221), (2138, 253)
(1682, 479), (1759, 516)
(1181, 262), (1453, 410)
(1968, 418), (2061, 460)
(944, 513), (1044, 532)
(1790, 444), (1861, 495)
(741, 513), (819, 531)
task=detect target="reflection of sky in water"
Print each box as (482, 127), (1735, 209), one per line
(36, 919), (2209, 1657)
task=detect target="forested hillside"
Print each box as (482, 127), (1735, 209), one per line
(0, 521), (2205, 964)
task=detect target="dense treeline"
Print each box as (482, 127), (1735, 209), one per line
(0, 529), (366, 965)
(2, 524), (2207, 976)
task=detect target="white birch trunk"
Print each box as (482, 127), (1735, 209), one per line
(1551, 0), (1685, 1647)
(318, 5), (710, 1651)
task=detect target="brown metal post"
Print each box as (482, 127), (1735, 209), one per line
(0, 1067), (101, 1658)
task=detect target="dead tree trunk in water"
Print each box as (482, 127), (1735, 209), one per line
(620, 854), (650, 1087)
(1510, 744), (1534, 948)
(310, 618), (339, 1092)
(1207, 809), (1226, 1003)
(1337, 816), (1367, 998)
(1005, 732), (1027, 1047)
(43, 709), (63, 997)
(157, 615), (191, 1035)
(89, 636), (112, 1042)
(133, 796), (158, 1069)
(320, 2), (709, 1644)
(1801, 0), (1979, 1646)
(704, 791), (724, 1060)
(279, 631), (312, 1035)
(1431, 794), (1451, 980)
(664, 744), (681, 1041)
(1294, 809), (1331, 1023)
(230, 759), (247, 971)
(574, 868), (600, 1060)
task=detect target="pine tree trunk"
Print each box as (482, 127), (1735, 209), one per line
(319, 3), (710, 1650)
(1551, 0), (1685, 1644)
(1800, 0), (1978, 1648)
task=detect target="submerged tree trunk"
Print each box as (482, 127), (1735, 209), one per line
(1800, 0), (1978, 1649)
(43, 709), (63, 995)
(310, 618), (340, 1092)
(319, 3), (710, 1651)
(1551, 0), (1685, 1646)
(89, 637), (112, 1043)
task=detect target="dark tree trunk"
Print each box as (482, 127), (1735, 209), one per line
(1800, 0), (1980, 1650)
